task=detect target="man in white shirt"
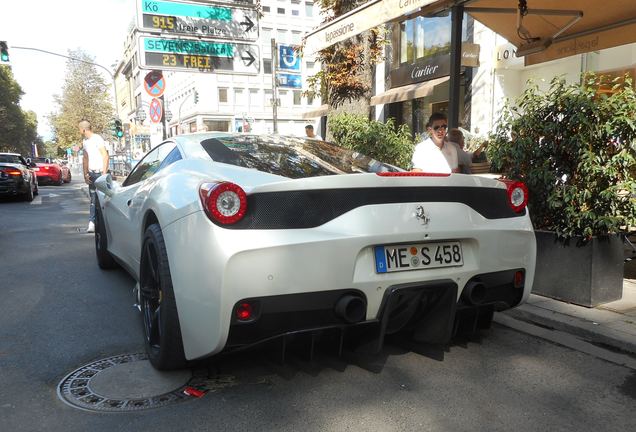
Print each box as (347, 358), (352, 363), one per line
(79, 120), (109, 233)
(411, 112), (458, 174)
(305, 124), (324, 141)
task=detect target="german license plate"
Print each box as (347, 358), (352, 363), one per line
(374, 241), (463, 273)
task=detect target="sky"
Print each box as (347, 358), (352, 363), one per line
(4, 0), (135, 140)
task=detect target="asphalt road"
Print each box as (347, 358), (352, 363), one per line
(1, 181), (634, 432)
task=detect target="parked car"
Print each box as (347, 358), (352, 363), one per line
(0, 152), (39, 201)
(93, 133), (536, 370)
(31, 157), (64, 185)
(55, 159), (72, 183)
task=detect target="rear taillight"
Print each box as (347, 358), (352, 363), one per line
(199, 181), (247, 225)
(499, 179), (529, 213)
(1, 168), (22, 176)
(376, 172), (450, 177)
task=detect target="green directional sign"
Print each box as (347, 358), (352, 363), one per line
(138, 35), (260, 74)
(137, 0), (258, 41)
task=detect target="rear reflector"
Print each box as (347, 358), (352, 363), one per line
(236, 302), (254, 321)
(514, 271), (524, 288)
(376, 172), (451, 177)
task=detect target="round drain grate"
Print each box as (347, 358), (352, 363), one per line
(57, 353), (192, 412)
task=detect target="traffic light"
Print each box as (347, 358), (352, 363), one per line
(114, 119), (124, 138)
(193, 90), (199, 104)
(0, 41), (9, 64)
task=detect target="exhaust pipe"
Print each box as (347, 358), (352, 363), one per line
(335, 295), (366, 323)
(462, 281), (487, 305)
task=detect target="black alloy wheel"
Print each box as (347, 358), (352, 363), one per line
(94, 202), (118, 269)
(139, 224), (186, 370)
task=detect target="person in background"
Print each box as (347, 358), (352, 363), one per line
(79, 119), (109, 233)
(305, 124), (323, 140)
(411, 112), (458, 173)
(446, 128), (484, 174)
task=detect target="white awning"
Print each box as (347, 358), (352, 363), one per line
(301, 104), (329, 119)
(370, 76), (449, 106)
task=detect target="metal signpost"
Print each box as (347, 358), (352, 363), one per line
(138, 35), (259, 74)
(137, 0), (258, 41)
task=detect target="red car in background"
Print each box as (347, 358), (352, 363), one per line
(55, 159), (72, 183)
(31, 157), (64, 185)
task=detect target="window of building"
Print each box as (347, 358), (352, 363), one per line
(292, 10), (299, 16)
(262, 6), (270, 12)
(293, 90), (302, 105)
(204, 120), (230, 132)
(307, 93), (314, 105)
(291, 31), (302, 44)
(279, 89), (288, 106)
(249, 89), (260, 107)
(277, 29), (288, 44)
(234, 88), (246, 105)
(263, 58), (272, 74)
(264, 89), (273, 106)
(291, 0), (300, 3)
(218, 88), (228, 103)
(398, 13), (471, 65)
(262, 27), (272, 41)
(277, 7), (285, 14)
(306, 61), (315, 70)
(305, 2), (313, 17)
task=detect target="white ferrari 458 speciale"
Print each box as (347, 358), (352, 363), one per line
(93, 133), (536, 370)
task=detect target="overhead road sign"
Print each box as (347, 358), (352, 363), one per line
(137, 0), (258, 41)
(138, 35), (260, 74)
(303, 0), (438, 54)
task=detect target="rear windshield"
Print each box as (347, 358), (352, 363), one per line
(0, 155), (23, 164)
(33, 157), (52, 164)
(200, 135), (400, 179)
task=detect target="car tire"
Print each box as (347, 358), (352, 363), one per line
(66, 172), (72, 183)
(22, 182), (34, 202)
(57, 172), (64, 186)
(140, 224), (187, 370)
(33, 180), (38, 196)
(95, 201), (118, 270)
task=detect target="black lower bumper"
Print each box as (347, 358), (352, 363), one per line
(225, 269), (526, 357)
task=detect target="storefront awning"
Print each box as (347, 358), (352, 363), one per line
(301, 104), (329, 119)
(370, 76), (449, 106)
(466, 0), (636, 66)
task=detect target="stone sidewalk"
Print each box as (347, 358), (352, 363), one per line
(497, 277), (636, 355)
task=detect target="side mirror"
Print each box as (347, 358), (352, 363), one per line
(94, 173), (120, 198)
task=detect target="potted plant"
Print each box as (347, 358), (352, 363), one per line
(488, 74), (636, 307)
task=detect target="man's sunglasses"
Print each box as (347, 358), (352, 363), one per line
(432, 124), (448, 131)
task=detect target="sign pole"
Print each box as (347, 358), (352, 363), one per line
(271, 38), (278, 134)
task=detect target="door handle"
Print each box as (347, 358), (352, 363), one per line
(127, 199), (132, 207)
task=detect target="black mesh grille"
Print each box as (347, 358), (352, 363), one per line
(219, 186), (524, 229)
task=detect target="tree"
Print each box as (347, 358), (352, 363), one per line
(48, 49), (113, 150)
(0, 66), (39, 155)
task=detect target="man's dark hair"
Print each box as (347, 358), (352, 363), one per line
(305, 124), (314, 130)
(426, 112), (447, 128)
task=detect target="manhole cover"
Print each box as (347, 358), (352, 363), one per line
(57, 353), (192, 412)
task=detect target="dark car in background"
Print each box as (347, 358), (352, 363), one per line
(31, 157), (64, 185)
(0, 152), (39, 201)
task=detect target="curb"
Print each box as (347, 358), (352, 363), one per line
(497, 306), (636, 356)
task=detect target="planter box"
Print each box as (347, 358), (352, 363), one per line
(532, 231), (624, 307)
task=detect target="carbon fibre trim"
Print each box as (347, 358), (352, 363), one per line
(222, 186), (525, 230)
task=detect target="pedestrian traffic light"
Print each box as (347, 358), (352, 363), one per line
(0, 41), (9, 64)
(114, 119), (123, 138)
(193, 90), (199, 104)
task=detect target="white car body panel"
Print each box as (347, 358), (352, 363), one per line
(96, 134), (537, 362)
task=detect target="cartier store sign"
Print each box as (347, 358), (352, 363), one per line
(390, 43), (480, 88)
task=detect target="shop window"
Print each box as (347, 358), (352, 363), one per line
(204, 120), (230, 132)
